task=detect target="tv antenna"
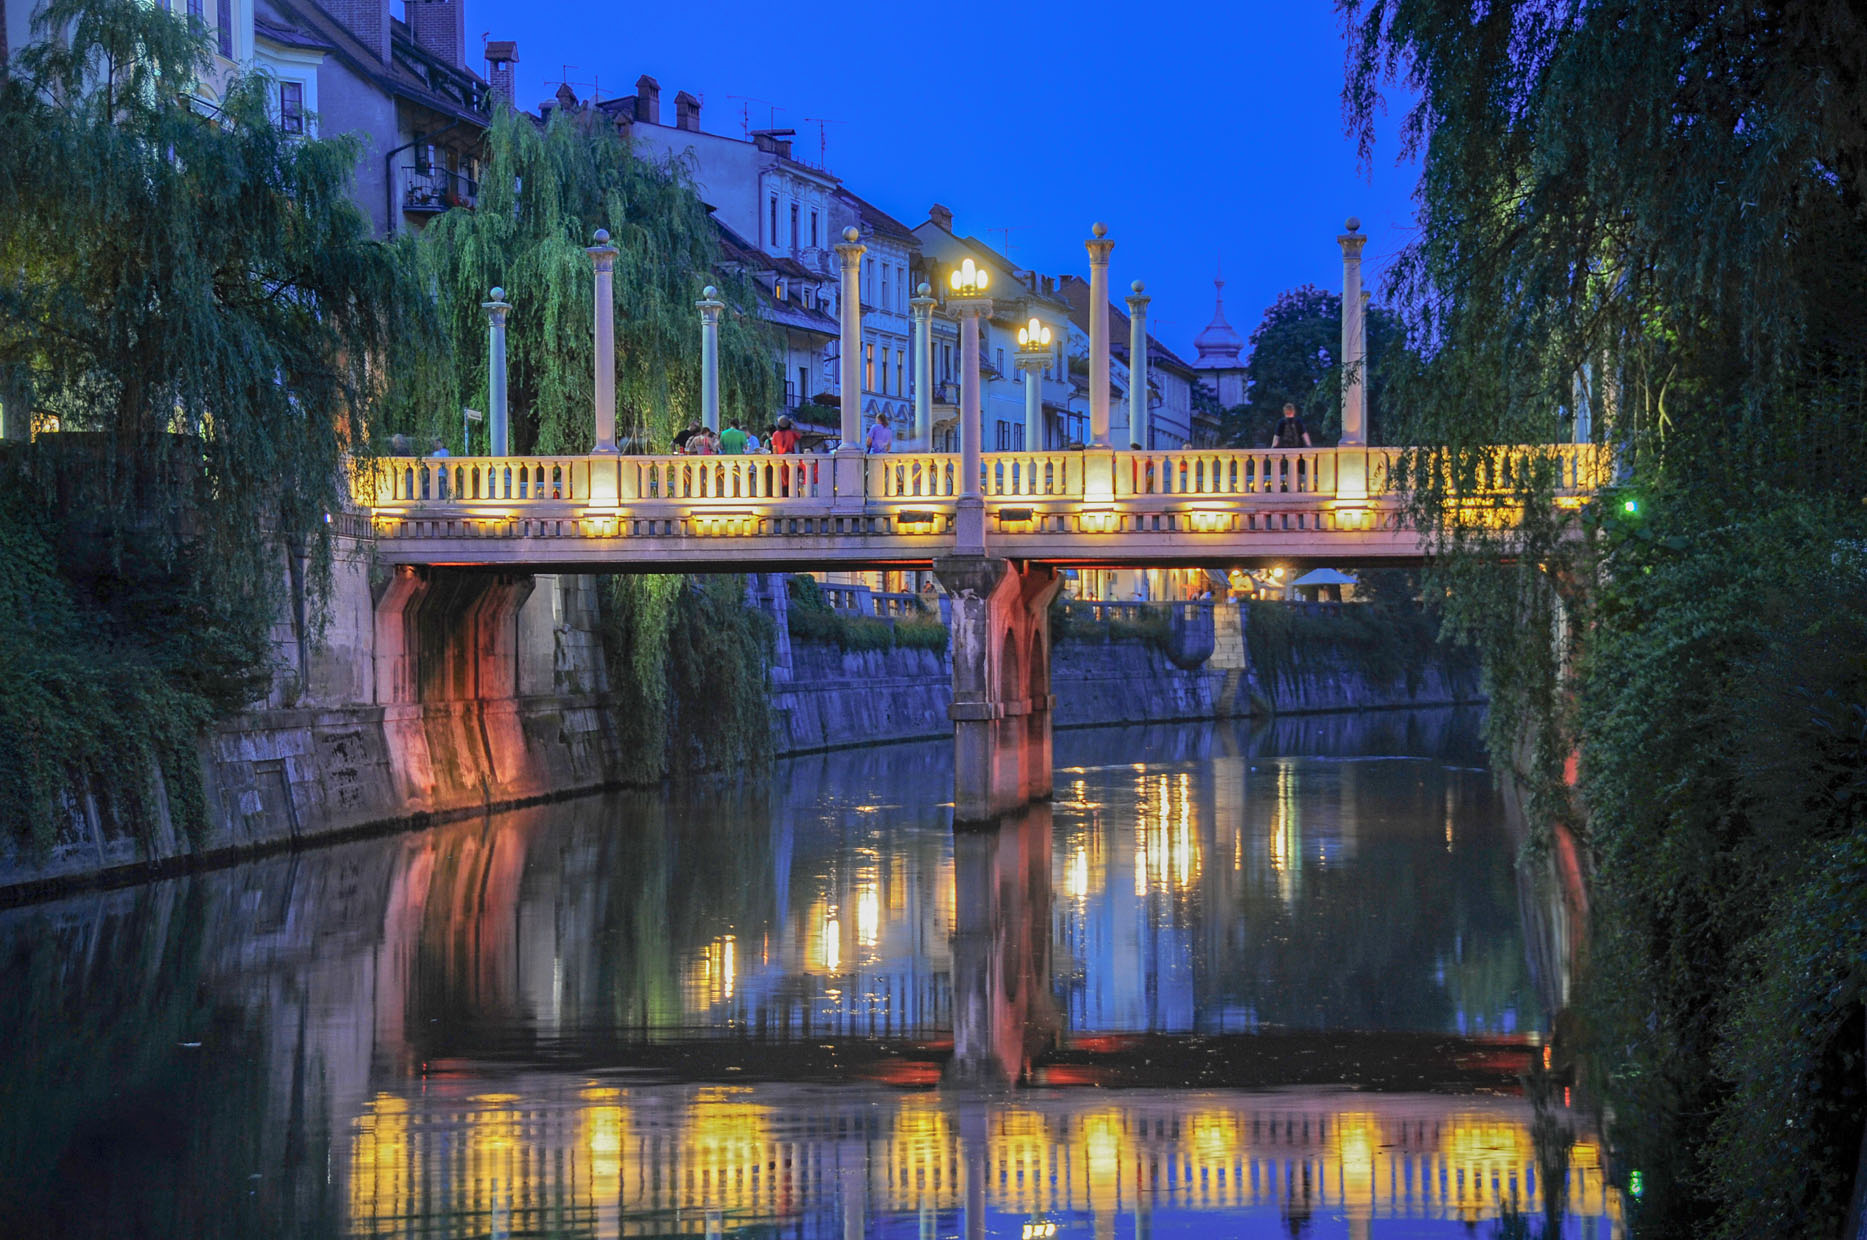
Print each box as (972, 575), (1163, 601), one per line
(981, 225), (1026, 261)
(802, 117), (842, 169)
(727, 95), (779, 138)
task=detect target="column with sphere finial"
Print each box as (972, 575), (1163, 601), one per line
(483, 287), (511, 456)
(1126, 280), (1151, 449)
(910, 282), (935, 452)
(832, 227), (867, 509)
(697, 285), (724, 433)
(587, 229), (620, 455)
(1336, 218), (1369, 510)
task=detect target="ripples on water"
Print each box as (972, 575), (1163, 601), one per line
(0, 708), (1621, 1237)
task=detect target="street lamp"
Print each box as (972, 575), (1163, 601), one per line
(947, 257), (993, 555)
(949, 257), (989, 296)
(1015, 316), (1052, 452)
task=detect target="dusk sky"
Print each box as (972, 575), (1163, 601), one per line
(466, 1), (1422, 366)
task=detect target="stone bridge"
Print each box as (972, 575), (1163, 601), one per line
(353, 443), (1603, 822)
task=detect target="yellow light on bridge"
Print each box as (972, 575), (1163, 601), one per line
(950, 257), (988, 295)
(1017, 317), (1052, 349)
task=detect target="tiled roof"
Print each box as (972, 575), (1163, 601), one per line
(253, 13), (335, 51)
(836, 188), (921, 245)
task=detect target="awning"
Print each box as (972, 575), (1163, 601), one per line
(1289, 568), (1359, 587)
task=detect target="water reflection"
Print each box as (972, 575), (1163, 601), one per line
(0, 709), (1619, 1236)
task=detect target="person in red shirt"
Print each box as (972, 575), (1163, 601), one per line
(770, 416), (799, 453)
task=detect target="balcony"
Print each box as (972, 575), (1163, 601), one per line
(402, 166), (478, 214)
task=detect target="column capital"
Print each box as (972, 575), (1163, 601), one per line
(1085, 238), (1115, 265)
(586, 227), (618, 270)
(1124, 285), (1151, 316)
(910, 283), (937, 319)
(696, 283), (725, 318)
(1337, 216), (1367, 261)
(948, 295), (993, 320)
(834, 225), (866, 269)
(481, 286), (511, 324)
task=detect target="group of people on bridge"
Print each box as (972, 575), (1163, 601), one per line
(667, 412), (895, 457)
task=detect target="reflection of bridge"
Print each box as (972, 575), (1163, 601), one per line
(346, 1084), (1623, 1238)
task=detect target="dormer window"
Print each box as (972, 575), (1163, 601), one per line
(774, 279), (786, 301)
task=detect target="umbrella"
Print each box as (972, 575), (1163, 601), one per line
(1289, 568), (1359, 587)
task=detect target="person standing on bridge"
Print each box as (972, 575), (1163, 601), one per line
(720, 421), (747, 455)
(864, 411), (893, 454)
(770, 416), (799, 454)
(1271, 403), (1313, 492)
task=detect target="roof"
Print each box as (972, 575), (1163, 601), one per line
(711, 218), (838, 336)
(1291, 568), (1358, 587)
(836, 188), (921, 246)
(263, 0), (489, 127)
(253, 13), (335, 52)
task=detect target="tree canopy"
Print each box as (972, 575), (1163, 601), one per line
(1221, 284), (1407, 447)
(1340, 1), (1867, 1233)
(386, 105), (776, 453)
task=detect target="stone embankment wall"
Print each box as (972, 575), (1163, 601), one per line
(0, 532), (627, 895)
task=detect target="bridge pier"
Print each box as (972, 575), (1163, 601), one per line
(935, 556), (1060, 824)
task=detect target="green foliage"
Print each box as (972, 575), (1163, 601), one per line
(1343, 1), (1867, 1228)
(1049, 599), (1170, 650)
(601, 574), (773, 782)
(0, 0), (431, 608)
(0, 474), (213, 855)
(1244, 594), (1470, 702)
(1221, 285), (1409, 448)
(384, 106), (777, 454)
(785, 576), (948, 654)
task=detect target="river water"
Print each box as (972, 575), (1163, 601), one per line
(0, 710), (1621, 1238)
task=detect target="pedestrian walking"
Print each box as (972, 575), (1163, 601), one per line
(864, 412), (893, 454)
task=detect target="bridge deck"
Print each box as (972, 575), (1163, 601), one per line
(359, 445), (1604, 571)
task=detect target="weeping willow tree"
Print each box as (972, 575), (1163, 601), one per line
(1342, 2), (1867, 1234)
(385, 105), (776, 452)
(385, 104), (779, 780)
(0, 0), (430, 851)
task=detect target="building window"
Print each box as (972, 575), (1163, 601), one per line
(942, 344), (952, 381)
(894, 349), (903, 397)
(865, 257), (875, 305)
(897, 265), (906, 311)
(864, 342), (875, 392)
(797, 366), (808, 403)
(774, 279), (786, 301)
(187, 0), (202, 23)
(881, 264), (889, 309)
(769, 196), (778, 247)
(216, 0), (232, 56)
(995, 348), (1005, 376)
(279, 81), (305, 134)
(810, 210), (819, 248)
(789, 203), (799, 249)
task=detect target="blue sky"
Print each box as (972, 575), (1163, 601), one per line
(466, 0), (1420, 363)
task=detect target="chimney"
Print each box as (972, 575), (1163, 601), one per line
(485, 40), (518, 105)
(635, 74), (660, 124)
(321, 0), (390, 64)
(928, 203), (954, 232)
(407, 0), (465, 70)
(675, 90), (701, 132)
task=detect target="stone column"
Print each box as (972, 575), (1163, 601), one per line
(697, 284), (724, 433)
(1126, 280), (1151, 449)
(951, 295), (993, 554)
(1086, 223), (1114, 446)
(587, 229), (620, 455)
(1015, 350), (1045, 450)
(934, 557), (1060, 824)
(482, 287), (511, 456)
(910, 282), (935, 451)
(833, 227), (867, 509)
(1338, 218), (1367, 447)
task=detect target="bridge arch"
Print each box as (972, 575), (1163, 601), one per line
(998, 627), (1022, 706)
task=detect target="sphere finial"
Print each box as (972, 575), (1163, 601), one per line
(1344, 216), (1361, 232)
(593, 228), (610, 244)
(1091, 221), (1108, 238)
(702, 284), (718, 299)
(1131, 280), (1145, 294)
(842, 225), (860, 243)
(489, 286), (505, 301)
(917, 281), (931, 296)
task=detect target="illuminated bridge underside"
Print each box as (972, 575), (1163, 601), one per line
(363, 445), (1606, 571)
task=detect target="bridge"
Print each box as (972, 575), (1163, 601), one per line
(352, 221), (1604, 823)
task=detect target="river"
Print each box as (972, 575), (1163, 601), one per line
(0, 709), (1621, 1238)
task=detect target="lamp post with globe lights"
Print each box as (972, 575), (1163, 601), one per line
(948, 257), (991, 554)
(1015, 316), (1052, 451)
